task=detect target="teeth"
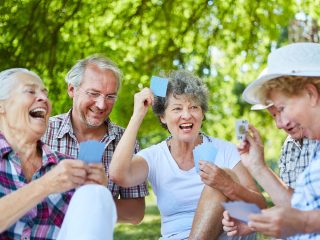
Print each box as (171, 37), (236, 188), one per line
(180, 123), (192, 127)
(30, 108), (47, 118)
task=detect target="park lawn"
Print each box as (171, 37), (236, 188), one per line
(114, 190), (271, 240)
(114, 190), (161, 240)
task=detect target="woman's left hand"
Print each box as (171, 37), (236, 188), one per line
(222, 210), (254, 237)
(199, 161), (235, 195)
(86, 163), (108, 186)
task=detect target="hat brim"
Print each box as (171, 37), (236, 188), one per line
(250, 102), (274, 110)
(242, 71), (320, 105)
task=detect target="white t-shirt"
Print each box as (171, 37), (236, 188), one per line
(137, 135), (240, 240)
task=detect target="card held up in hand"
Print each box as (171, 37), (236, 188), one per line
(78, 140), (105, 164)
(150, 76), (168, 97)
(235, 119), (248, 141)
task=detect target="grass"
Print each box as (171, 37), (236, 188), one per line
(114, 191), (161, 240)
(114, 190), (272, 240)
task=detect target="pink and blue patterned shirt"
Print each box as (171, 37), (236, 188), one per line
(0, 133), (73, 240)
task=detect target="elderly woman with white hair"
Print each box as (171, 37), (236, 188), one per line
(223, 42), (320, 239)
(0, 68), (116, 239)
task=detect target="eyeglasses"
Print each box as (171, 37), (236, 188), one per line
(77, 87), (117, 102)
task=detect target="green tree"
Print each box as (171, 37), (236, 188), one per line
(0, 0), (318, 156)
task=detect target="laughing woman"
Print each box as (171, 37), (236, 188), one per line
(110, 70), (265, 240)
(0, 68), (116, 239)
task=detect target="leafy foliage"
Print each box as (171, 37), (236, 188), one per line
(0, 0), (318, 161)
(2, 0), (319, 238)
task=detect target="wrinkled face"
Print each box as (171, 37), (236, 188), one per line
(269, 89), (317, 139)
(69, 64), (118, 129)
(160, 94), (204, 143)
(0, 73), (51, 140)
(267, 105), (303, 140)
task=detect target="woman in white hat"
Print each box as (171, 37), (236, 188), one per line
(223, 42), (320, 239)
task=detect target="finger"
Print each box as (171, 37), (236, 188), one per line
(227, 229), (238, 237)
(88, 163), (104, 170)
(87, 173), (106, 184)
(248, 219), (271, 232)
(223, 225), (237, 232)
(223, 210), (230, 220)
(249, 213), (270, 223)
(69, 175), (87, 186)
(71, 168), (88, 178)
(62, 159), (88, 169)
(222, 218), (235, 227)
(248, 125), (263, 145)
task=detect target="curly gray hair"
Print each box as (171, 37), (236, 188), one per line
(152, 70), (208, 129)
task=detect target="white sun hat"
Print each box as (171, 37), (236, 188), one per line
(242, 42), (320, 107)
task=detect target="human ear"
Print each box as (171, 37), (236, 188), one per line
(305, 83), (319, 106)
(160, 115), (166, 124)
(67, 84), (76, 98)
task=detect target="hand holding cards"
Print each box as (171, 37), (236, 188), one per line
(150, 76), (168, 97)
(78, 140), (105, 164)
(193, 142), (218, 173)
(235, 119), (248, 141)
(222, 201), (261, 223)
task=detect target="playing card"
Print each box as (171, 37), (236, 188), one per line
(193, 143), (218, 173)
(235, 119), (248, 141)
(150, 76), (168, 97)
(78, 140), (105, 164)
(222, 201), (261, 223)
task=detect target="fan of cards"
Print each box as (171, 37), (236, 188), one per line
(193, 142), (218, 173)
(235, 120), (249, 141)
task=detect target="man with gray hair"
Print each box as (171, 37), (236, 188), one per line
(42, 55), (148, 224)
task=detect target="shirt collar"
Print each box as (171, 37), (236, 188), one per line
(0, 132), (59, 166)
(0, 132), (13, 159)
(56, 109), (122, 140)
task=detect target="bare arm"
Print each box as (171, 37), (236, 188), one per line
(239, 125), (293, 205)
(115, 197), (146, 224)
(227, 162), (267, 209)
(109, 88), (153, 187)
(0, 159), (87, 232)
(199, 161), (267, 209)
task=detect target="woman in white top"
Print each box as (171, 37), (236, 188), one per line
(110, 70), (266, 240)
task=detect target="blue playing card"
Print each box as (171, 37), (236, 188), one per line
(150, 76), (168, 97)
(222, 201), (261, 223)
(193, 143), (218, 173)
(78, 140), (105, 164)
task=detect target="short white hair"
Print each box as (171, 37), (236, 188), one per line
(0, 68), (42, 100)
(65, 55), (122, 90)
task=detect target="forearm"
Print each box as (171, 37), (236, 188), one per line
(252, 166), (292, 206)
(109, 115), (143, 184)
(304, 210), (320, 234)
(225, 181), (267, 209)
(115, 197), (145, 224)
(0, 178), (49, 232)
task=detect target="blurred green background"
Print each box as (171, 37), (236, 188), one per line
(1, 0), (319, 239)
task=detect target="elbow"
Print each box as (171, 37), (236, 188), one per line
(129, 213), (145, 225)
(109, 172), (132, 188)
(128, 206), (145, 224)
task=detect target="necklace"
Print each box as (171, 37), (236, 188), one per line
(167, 134), (203, 153)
